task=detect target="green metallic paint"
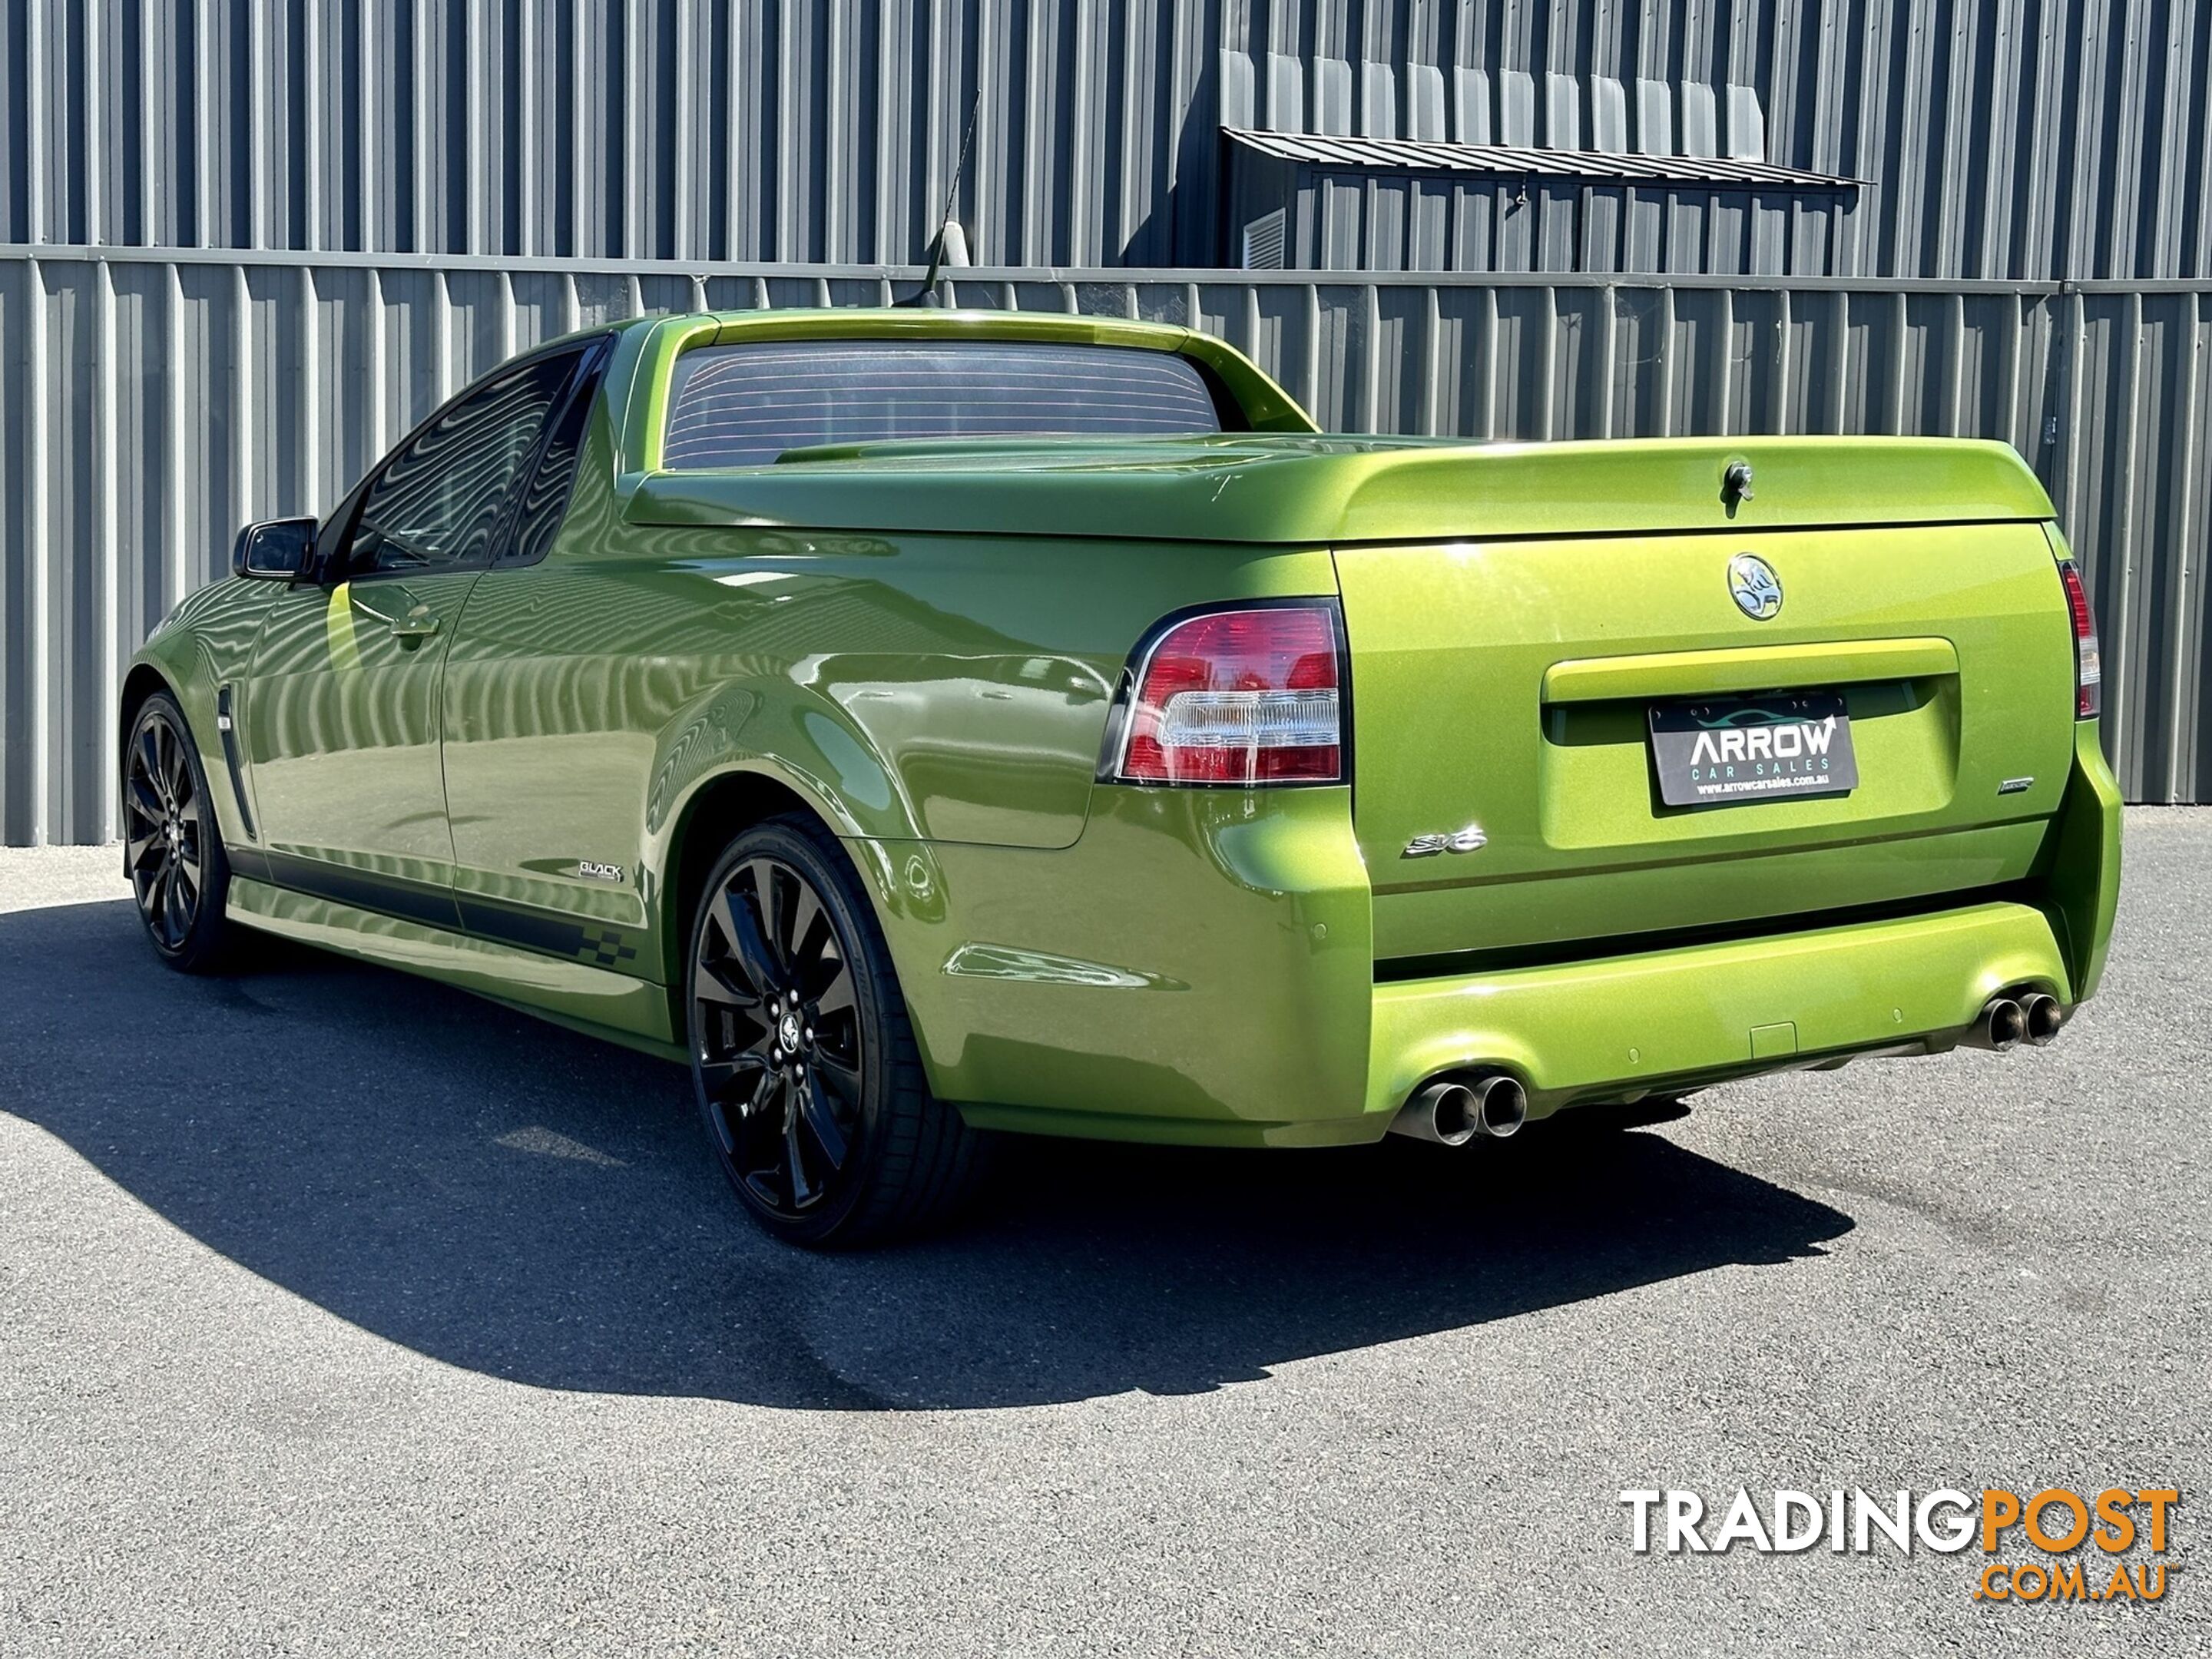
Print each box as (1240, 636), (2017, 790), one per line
(1366, 898), (2073, 1121)
(243, 571), (483, 898)
(226, 875), (684, 1061)
(1540, 636), (1959, 702)
(2034, 523), (2125, 1002)
(126, 576), (276, 852)
(1371, 823), (2055, 969)
(871, 784), (1376, 1141)
(2041, 720), (2124, 1000)
(625, 432), (2055, 546)
(123, 306), (2120, 1153)
(1336, 520), (2078, 962)
(438, 376), (1346, 996)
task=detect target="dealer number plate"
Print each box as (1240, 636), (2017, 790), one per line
(1647, 692), (1858, 807)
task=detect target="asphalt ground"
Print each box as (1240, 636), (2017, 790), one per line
(2, 810), (2206, 1657)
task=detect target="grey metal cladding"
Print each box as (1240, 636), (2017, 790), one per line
(2, 2), (2204, 280)
(2, 250), (2207, 849)
(2, 1), (2208, 840)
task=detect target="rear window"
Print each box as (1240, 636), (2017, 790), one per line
(660, 339), (1225, 469)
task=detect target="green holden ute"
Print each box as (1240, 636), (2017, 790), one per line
(121, 308), (2121, 1246)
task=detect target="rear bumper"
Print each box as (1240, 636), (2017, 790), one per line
(951, 894), (2076, 1147)
(1365, 899), (2071, 1123)
(892, 727), (2120, 1150)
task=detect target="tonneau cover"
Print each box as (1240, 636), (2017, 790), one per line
(624, 434), (2055, 545)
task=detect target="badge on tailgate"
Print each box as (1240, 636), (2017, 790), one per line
(1647, 692), (1858, 806)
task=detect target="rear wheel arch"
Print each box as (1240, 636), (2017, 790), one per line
(684, 812), (992, 1246)
(661, 770), (866, 1017)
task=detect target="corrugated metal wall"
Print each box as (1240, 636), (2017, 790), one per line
(2, 0), (2207, 838)
(4, 1), (2207, 278)
(2, 247), (2206, 846)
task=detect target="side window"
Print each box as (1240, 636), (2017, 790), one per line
(344, 353), (577, 578)
(504, 349), (603, 568)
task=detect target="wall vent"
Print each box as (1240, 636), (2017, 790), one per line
(1241, 208), (1286, 270)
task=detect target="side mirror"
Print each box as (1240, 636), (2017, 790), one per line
(232, 517), (318, 581)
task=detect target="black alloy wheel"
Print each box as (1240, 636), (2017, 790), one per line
(695, 851), (864, 1216)
(687, 816), (988, 1247)
(124, 693), (236, 971)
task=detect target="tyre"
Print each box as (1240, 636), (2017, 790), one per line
(122, 690), (239, 973)
(686, 814), (992, 1248)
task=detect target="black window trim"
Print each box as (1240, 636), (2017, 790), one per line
(1190, 356), (1256, 432)
(315, 332), (615, 586)
(496, 336), (613, 572)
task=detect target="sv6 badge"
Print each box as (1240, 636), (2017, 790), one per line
(1402, 826), (1488, 859)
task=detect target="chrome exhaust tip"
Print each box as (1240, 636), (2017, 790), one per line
(1472, 1074), (1528, 1139)
(1974, 995), (2027, 1051)
(2021, 992), (2064, 1046)
(1391, 1079), (1480, 1146)
(1389, 1073), (1528, 1145)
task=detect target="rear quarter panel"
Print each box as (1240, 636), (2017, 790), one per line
(439, 516), (1341, 988)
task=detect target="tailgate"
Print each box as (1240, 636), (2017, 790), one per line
(1336, 522), (2078, 969)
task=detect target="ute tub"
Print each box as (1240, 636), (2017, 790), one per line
(1366, 899), (2074, 1121)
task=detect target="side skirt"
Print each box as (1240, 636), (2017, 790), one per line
(225, 876), (684, 1061)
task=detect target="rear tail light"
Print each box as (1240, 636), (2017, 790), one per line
(1103, 601), (1346, 786)
(2057, 559), (2101, 720)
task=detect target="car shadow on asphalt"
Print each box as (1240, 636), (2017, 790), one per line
(3, 899), (1855, 1410)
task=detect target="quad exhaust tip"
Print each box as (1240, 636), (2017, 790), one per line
(1391, 1073), (1528, 1146)
(1394, 992), (2064, 1144)
(2021, 992), (2064, 1046)
(1970, 990), (2065, 1052)
(1978, 996), (2027, 1051)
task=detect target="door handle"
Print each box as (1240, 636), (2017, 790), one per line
(388, 604), (441, 646)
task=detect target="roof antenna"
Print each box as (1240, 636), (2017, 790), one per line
(895, 90), (982, 308)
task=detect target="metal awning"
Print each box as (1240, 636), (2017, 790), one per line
(1224, 127), (1861, 190)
